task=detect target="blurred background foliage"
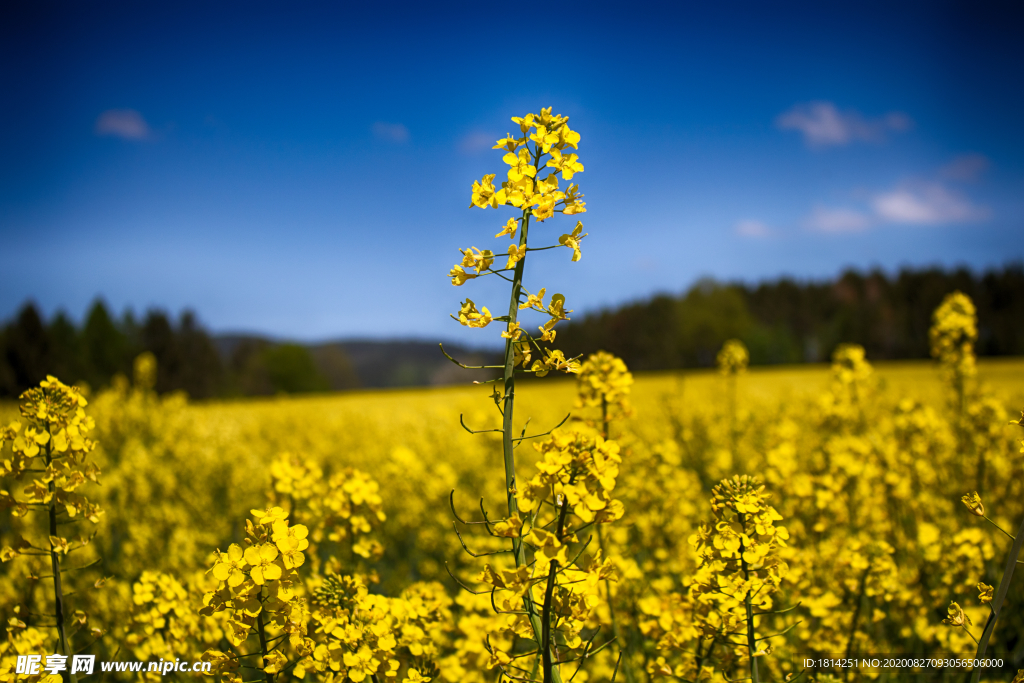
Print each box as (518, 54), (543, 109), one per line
(2, 263), (1021, 399)
(556, 263), (1024, 370)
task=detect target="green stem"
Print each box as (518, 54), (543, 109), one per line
(843, 563), (871, 681)
(983, 516), (1015, 542)
(498, 143), (562, 683)
(729, 374), (738, 456)
(45, 432), (75, 683)
(968, 510), (1024, 683)
(739, 515), (759, 683)
(598, 397), (634, 683)
(542, 473), (576, 683)
(256, 593), (275, 683)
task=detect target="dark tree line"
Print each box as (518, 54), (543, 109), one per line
(0, 301), (355, 399)
(554, 264), (1024, 371)
(4, 265), (1021, 397)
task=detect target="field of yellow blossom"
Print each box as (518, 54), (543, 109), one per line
(1, 351), (1022, 682)
(2, 106), (1023, 683)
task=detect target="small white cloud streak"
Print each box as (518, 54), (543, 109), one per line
(459, 132), (495, 154)
(871, 182), (989, 224)
(372, 121), (410, 143)
(776, 101), (912, 147)
(804, 205), (872, 233)
(735, 219), (771, 237)
(95, 109), (151, 140)
(940, 153), (990, 182)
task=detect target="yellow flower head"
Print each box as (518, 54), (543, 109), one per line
(493, 133), (521, 152)
(929, 291), (978, 379)
(961, 491), (985, 517)
(558, 222), (588, 262)
(494, 217), (519, 240)
(717, 339), (749, 376)
(506, 244), (527, 270)
(456, 299), (492, 328)
(942, 601), (971, 627)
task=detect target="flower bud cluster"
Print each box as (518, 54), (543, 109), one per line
(476, 430), (622, 668)
(929, 291), (978, 382)
(690, 476), (789, 611)
(716, 339), (749, 377)
(449, 107), (589, 377)
(1, 377), (102, 546)
(300, 575), (447, 682)
(270, 453), (386, 561)
(199, 507), (309, 678)
(576, 351), (634, 423)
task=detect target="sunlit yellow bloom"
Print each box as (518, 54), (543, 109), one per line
(243, 543), (281, 585)
(503, 147), (537, 182)
(529, 124), (560, 153)
(502, 322), (523, 341)
(942, 601), (971, 627)
(547, 293), (571, 322)
(561, 183), (586, 215)
(546, 149), (584, 180)
(493, 133), (521, 152)
(977, 582), (993, 603)
(961, 491), (984, 517)
(495, 217), (518, 239)
(212, 544), (249, 587)
(513, 343), (531, 368)
(558, 222), (587, 261)
(511, 113), (536, 134)
(470, 174), (507, 209)
(519, 288), (547, 312)
(532, 194), (556, 221)
(506, 244), (526, 269)
(456, 299), (492, 328)
(459, 246), (494, 274)
(448, 265), (476, 286)
(559, 125), (581, 150)
(503, 177), (534, 208)
(531, 349), (581, 376)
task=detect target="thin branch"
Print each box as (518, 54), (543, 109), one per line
(444, 561), (489, 595)
(492, 587), (531, 615)
(440, 343), (504, 370)
(610, 652), (623, 683)
(449, 490), (493, 526)
(513, 414), (572, 443)
(461, 413), (504, 435)
(36, 557), (101, 578)
(452, 522), (513, 558)
(754, 601), (802, 616)
(754, 620), (802, 641)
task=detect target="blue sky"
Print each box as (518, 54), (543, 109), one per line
(2, 1), (1022, 343)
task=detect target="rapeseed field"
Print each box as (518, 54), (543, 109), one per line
(2, 108), (1022, 683)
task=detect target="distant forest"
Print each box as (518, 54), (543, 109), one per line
(0, 304), (494, 399)
(554, 264), (1024, 371)
(2, 264), (1022, 398)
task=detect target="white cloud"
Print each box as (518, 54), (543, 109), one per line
(735, 219), (772, 237)
(871, 181), (989, 224)
(95, 109), (151, 140)
(776, 101), (912, 147)
(804, 205), (872, 233)
(940, 153), (990, 182)
(459, 131), (496, 154)
(372, 121), (410, 143)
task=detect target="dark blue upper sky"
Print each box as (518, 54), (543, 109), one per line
(2, 1), (1022, 342)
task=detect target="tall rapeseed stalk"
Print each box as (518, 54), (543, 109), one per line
(444, 108), (594, 683)
(1, 377), (104, 682)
